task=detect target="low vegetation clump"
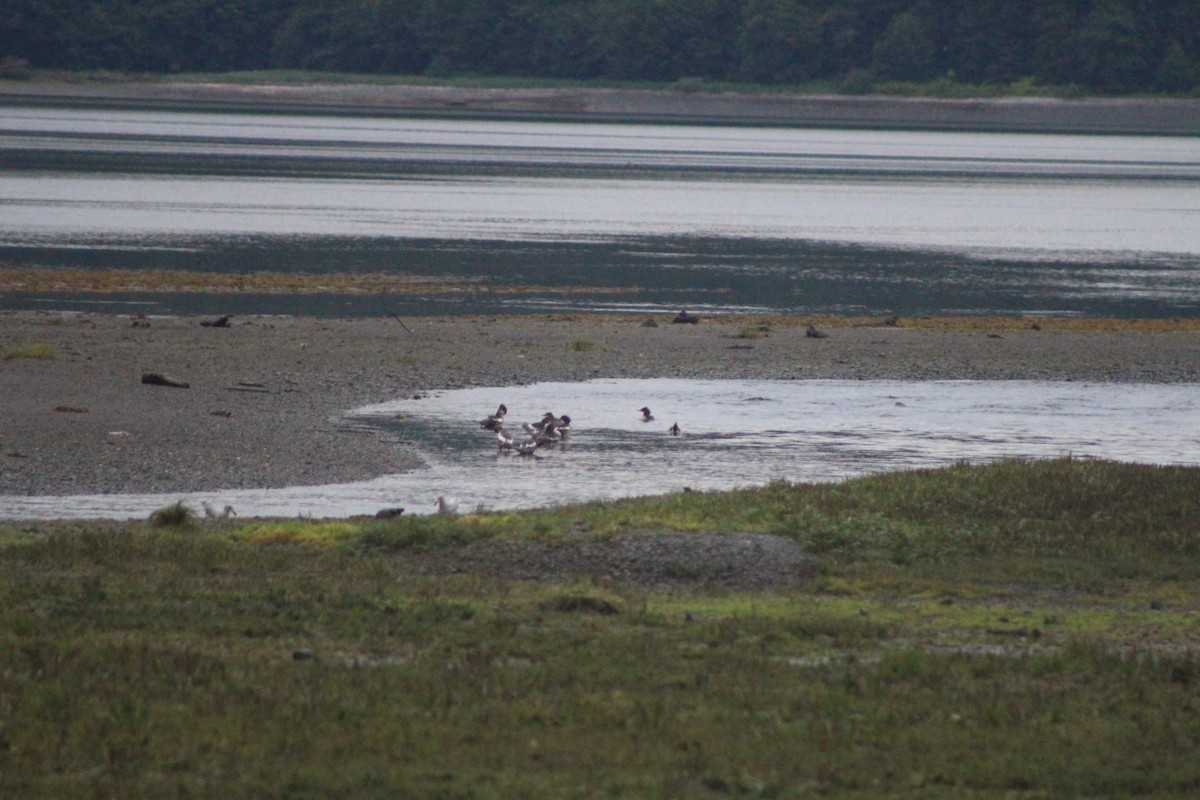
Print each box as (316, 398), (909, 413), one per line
(2, 341), (57, 360)
(568, 336), (601, 352)
(146, 499), (197, 528)
(3, 458), (1199, 798)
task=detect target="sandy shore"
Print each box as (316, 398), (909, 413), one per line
(4, 77), (1199, 134)
(3, 310), (1198, 499)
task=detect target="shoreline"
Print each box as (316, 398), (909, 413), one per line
(3, 310), (1198, 502)
(4, 76), (1199, 135)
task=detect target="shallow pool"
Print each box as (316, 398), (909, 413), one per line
(3, 379), (1198, 520)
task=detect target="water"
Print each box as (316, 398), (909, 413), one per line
(3, 105), (1200, 317)
(3, 379), (1197, 521)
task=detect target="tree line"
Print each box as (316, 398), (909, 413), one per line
(3, 0), (1199, 94)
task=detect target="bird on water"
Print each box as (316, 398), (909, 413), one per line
(479, 403), (508, 431)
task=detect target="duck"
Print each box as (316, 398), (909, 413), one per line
(541, 412), (571, 436)
(514, 436), (543, 456)
(495, 425), (515, 452)
(640, 406), (655, 422)
(479, 403), (508, 430)
(435, 495), (460, 514)
(669, 422), (680, 436)
(521, 422), (560, 446)
(497, 424), (546, 455)
(523, 412), (571, 441)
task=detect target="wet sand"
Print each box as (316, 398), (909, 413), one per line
(3, 311), (1198, 499)
(3, 76), (1199, 134)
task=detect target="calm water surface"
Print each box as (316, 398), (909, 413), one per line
(2, 105), (1199, 317)
(3, 379), (1197, 520)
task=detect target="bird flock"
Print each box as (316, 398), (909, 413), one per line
(479, 403), (572, 456)
(432, 403), (681, 514)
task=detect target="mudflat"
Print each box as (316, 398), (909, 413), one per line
(3, 76), (1199, 134)
(3, 311), (1198, 498)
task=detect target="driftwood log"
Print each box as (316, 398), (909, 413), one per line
(374, 507), (406, 519)
(141, 373), (190, 388)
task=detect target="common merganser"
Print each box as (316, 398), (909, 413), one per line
(523, 412), (571, 440)
(479, 403), (508, 430)
(497, 424), (546, 455)
(640, 406), (655, 422)
(514, 437), (542, 456)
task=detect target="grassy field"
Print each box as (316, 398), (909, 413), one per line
(3, 458), (1199, 798)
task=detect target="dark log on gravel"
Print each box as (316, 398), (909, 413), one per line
(141, 373), (190, 388)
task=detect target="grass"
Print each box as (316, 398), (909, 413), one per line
(147, 500), (197, 528)
(0, 265), (636, 298)
(568, 336), (601, 352)
(2, 341), (58, 360)
(3, 458), (1200, 798)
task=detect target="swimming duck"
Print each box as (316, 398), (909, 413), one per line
(514, 437), (543, 456)
(640, 406), (655, 422)
(523, 412), (570, 440)
(479, 403), (508, 430)
(497, 424), (547, 455)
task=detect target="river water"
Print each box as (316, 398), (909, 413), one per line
(2, 104), (1200, 317)
(2, 379), (1198, 520)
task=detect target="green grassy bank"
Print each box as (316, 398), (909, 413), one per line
(3, 458), (1199, 798)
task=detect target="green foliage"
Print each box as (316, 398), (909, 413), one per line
(2, 341), (57, 360)
(527, 458), (1200, 576)
(256, 457), (1200, 582)
(872, 10), (936, 82)
(147, 499), (197, 528)
(4, 479), (1200, 797)
(3, 0), (1199, 95)
(568, 336), (599, 352)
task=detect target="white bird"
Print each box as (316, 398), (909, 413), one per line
(203, 501), (236, 520)
(640, 406), (655, 422)
(435, 495), (460, 514)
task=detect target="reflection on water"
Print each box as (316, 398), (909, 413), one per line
(2, 106), (1200, 318)
(3, 379), (1197, 521)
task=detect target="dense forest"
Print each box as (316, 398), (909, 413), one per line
(3, 0), (1199, 95)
